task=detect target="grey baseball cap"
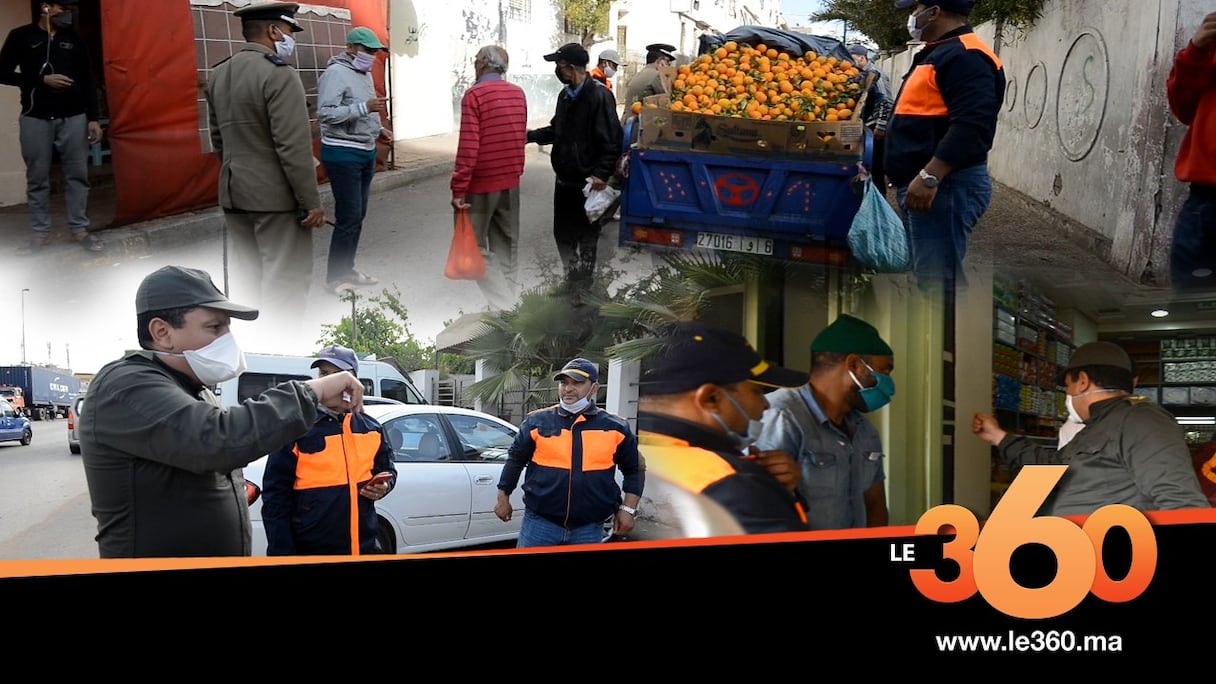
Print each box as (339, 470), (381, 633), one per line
(135, 266), (259, 320)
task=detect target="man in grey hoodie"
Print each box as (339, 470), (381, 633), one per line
(317, 26), (391, 295)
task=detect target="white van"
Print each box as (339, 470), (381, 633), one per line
(215, 352), (427, 409)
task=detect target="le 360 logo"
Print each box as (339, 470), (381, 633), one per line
(904, 465), (1157, 619)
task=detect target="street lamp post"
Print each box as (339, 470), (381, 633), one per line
(20, 288), (29, 365)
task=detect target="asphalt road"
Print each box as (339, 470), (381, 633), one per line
(6, 147), (661, 375)
(0, 417), (96, 560)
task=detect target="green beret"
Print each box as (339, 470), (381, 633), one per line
(811, 314), (893, 356)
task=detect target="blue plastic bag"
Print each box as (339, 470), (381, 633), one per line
(847, 178), (910, 273)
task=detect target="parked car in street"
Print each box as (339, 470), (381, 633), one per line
(67, 394), (85, 454)
(244, 403), (531, 554)
(0, 398), (32, 446)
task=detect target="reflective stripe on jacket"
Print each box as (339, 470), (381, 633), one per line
(261, 411), (397, 556)
(499, 405), (644, 527)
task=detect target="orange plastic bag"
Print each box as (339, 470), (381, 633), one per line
(444, 208), (486, 280)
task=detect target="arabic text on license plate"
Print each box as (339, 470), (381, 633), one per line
(696, 232), (774, 256)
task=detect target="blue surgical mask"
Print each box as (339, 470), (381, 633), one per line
(849, 359), (895, 413)
(273, 27), (296, 60)
(710, 388), (764, 452)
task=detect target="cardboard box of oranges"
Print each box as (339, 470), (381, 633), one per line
(635, 40), (870, 162)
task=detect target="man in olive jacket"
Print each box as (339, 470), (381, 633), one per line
(80, 265), (365, 558)
(973, 341), (1211, 516)
(205, 2), (325, 343)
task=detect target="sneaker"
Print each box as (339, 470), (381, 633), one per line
(349, 270), (379, 286)
(15, 236), (50, 255)
(328, 280), (356, 296)
(74, 232), (104, 252)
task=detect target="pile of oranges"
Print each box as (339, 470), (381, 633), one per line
(667, 41), (865, 122)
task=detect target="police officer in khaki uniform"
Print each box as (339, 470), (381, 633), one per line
(205, 1), (324, 345)
(622, 42), (676, 121)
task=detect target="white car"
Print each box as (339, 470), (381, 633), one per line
(244, 403), (531, 554)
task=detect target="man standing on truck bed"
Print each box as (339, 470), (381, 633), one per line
(885, 0), (1004, 294)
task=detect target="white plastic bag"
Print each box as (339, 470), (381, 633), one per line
(583, 178), (621, 223)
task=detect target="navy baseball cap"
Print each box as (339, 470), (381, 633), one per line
(312, 345), (359, 374)
(554, 357), (599, 383)
(638, 321), (807, 396)
(895, 0), (975, 15)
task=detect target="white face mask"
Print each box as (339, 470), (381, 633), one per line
(160, 332), (248, 386)
(560, 396), (591, 414)
(352, 52), (376, 72)
(603, 65), (616, 78)
(273, 27), (296, 60)
(1064, 387), (1120, 424)
(907, 8), (932, 41)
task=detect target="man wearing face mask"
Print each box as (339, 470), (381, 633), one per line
(973, 341), (1210, 517)
(316, 27), (390, 296)
(634, 321), (811, 536)
(756, 314), (896, 531)
(589, 48), (623, 93)
(0, 0), (105, 253)
(622, 42), (676, 122)
(494, 358), (644, 547)
(205, 2), (325, 345)
(527, 43), (623, 292)
(885, 0), (1004, 294)
(79, 265), (367, 558)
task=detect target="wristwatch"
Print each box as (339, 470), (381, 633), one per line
(618, 504), (638, 517)
(918, 169), (940, 188)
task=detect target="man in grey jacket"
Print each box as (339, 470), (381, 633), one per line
(205, 2), (325, 344)
(973, 341), (1211, 516)
(317, 26), (390, 295)
(80, 265), (365, 558)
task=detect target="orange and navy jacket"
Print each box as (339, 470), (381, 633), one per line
(589, 66), (614, 92)
(499, 404), (643, 527)
(884, 26), (1005, 187)
(261, 411), (397, 556)
(1167, 40), (1216, 185)
(637, 412), (809, 534)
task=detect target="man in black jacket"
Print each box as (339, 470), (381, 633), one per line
(527, 43), (623, 291)
(634, 321), (811, 536)
(0, 0), (105, 253)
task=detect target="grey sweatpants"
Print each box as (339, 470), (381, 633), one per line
(19, 113), (91, 237)
(468, 187), (522, 311)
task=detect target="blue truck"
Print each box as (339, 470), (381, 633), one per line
(618, 28), (874, 266)
(0, 365), (82, 421)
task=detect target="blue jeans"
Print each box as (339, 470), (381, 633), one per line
(322, 152), (376, 283)
(516, 509), (605, 548)
(1170, 185), (1216, 291)
(896, 164), (992, 293)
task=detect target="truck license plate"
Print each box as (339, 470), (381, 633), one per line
(696, 232), (774, 256)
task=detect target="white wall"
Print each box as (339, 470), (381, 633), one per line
(388, 0), (565, 139)
(879, 0), (1196, 285)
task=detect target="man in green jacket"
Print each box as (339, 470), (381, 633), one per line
(80, 265), (365, 558)
(973, 341), (1211, 516)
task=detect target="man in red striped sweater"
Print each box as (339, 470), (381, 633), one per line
(452, 45), (529, 311)
(1168, 11), (1216, 291)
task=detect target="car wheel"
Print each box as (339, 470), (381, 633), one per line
(20, 429), (31, 446)
(373, 518), (395, 554)
(69, 443), (81, 454)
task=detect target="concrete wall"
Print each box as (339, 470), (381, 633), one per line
(878, 0), (1196, 285)
(388, 0), (565, 139)
(0, 4), (31, 207)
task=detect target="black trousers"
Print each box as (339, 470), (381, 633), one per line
(553, 182), (600, 287)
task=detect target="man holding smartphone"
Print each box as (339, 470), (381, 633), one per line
(261, 344), (398, 556)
